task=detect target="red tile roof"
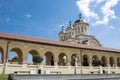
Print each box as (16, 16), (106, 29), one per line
(0, 32), (120, 53)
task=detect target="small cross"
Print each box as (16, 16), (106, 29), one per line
(79, 13), (82, 20)
(62, 26), (64, 32)
(69, 21), (71, 26)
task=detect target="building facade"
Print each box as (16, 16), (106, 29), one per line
(0, 17), (120, 74)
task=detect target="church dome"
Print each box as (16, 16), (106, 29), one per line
(74, 19), (84, 24)
(74, 19), (89, 26)
(66, 27), (74, 31)
(59, 31), (65, 35)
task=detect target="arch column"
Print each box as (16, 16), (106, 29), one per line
(22, 50), (28, 64)
(78, 55), (81, 66)
(107, 58), (110, 69)
(89, 56), (92, 67)
(67, 54), (71, 66)
(2, 50), (6, 64)
(54, 53), (59, 66)
(114, 58), (117, 67)
(54, 60), (58, 66)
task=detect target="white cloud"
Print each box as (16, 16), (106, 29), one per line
(76, 0), (119, 26)
(96, 0), (119, 25)
(110, 25), (115, 29)
(25, 14), (31, 19)
(76, 0), (99, 19)
(96, 0), (105, 4)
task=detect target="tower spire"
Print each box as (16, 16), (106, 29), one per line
(61, 26), (64, 32)
(79, 13), (82, 20)
(69, 21), (71, 26)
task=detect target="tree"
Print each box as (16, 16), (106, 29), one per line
(32, 55), (43, 74)
(32, 55), (43, 64)
(92, 60), (102, 66)
(11, 56), (18, 62)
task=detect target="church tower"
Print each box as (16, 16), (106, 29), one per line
(59, 14), (101, 46)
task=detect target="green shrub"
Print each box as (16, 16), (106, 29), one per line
(32, 55), (43, 64)
(92, 60), (102, 66)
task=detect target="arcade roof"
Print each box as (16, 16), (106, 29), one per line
(0, 32), (120, 53)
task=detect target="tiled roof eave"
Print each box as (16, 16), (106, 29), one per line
(0, 32), (120, 53)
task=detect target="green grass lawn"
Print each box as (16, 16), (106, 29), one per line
(0, 74), (8, 80)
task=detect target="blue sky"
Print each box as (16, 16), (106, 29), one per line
(0, 0), (120, 49)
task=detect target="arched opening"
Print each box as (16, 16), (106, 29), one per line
(0, 47), (3, 63)
(71, 54), (78, 66)
(8, 48), (23, 64)
(109, 57), (115, 67)
(92, 55), (99, 66)
(101, 56), (107, 67)
(58, 53), (67, 66)
(82, 54), (89, 66)
(45, 52), (54, 66)
(27, 54), (33, 64)
(27, 50), (39, 64)
(117, 58), (120, 67)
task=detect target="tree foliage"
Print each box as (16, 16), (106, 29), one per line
(9, 56), (18, 62)
(32, 55), (43, 64)
(92, 60), (102, 66)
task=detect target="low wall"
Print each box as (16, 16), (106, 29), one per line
(0, 63), (120, 74)
(8, 74), (120, 80)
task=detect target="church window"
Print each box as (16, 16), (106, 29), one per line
(78, 27), (80, 32)
(81, 26), (84, 32)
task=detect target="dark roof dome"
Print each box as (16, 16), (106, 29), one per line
(74, 19), (89, 26)
(74, 19), (84, 24)
(59, 31), (65, 35)
(66, 27), (73, 31)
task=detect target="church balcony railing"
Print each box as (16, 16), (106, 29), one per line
(58, 66), (68, 69)
(27, 65), (36, 68)
(110, 67), (117, 69)
(71, 66), (80, 69)
(8, 64), (22, 67)
(82, 66), (90, 69)
(102, 67), (109, 69)
(118, 67), (120, 69)
(93, 66), (99, 69)
(44, 66), (55, 68)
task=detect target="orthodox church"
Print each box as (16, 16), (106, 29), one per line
(59, 14), (101, 46)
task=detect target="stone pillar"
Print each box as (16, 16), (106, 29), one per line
(107, 59), (110, 67)
(67, 62), (71, 66)
(89, 62), (93, 69)
(67, 54), (71, 66)
(114, 63), (117, 69)
(99, 66), (103, 74)
(89, 62), (92, 66)
(79, 62), (82, 66)
(89, 57), (92, 69)
(78, 55), (81, 66)
(2, 52), (6, 64)
(54, 54), (59, 67)
(22, 51), (28, 64)
(54, 60), (58, 69)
